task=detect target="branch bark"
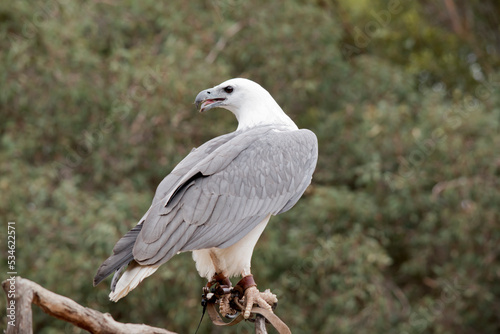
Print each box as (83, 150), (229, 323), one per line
(254, 314), (268, 334)
(2, 276), (176, 334)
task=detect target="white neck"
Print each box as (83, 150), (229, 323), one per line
(230, 95), (298, 131)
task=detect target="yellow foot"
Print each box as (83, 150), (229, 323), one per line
(242, 286), (278, 319)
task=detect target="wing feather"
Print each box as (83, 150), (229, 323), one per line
(132, 125), (318, 266)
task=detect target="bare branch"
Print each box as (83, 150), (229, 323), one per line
(2, 277), (176, 334)
(255, 314), (268, 334)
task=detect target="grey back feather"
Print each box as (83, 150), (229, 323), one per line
(133, 125), (318, 265)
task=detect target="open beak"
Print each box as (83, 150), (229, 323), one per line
(194, 89), (226, 112)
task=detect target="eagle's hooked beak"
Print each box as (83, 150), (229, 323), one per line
(194, 88), (226, 113)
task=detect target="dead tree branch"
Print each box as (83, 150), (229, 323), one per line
(254, 314), (268, 334)
(2, 276), (176, 334)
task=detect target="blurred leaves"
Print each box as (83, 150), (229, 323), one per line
(1, 0), (500, 333)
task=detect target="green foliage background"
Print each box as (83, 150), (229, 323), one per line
(1, 0), (499, 333)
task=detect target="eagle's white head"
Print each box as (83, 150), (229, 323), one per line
(195, 78), (298, 131)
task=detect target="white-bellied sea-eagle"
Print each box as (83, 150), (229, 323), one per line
(94, 78), (318, 319)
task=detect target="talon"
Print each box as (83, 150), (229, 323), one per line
(234, 275), (278, 319)
(261, 288), (278, 307)
(220, 294), (237, 317)
(243, 286), (259, 318)
(243, 286), (278, 318)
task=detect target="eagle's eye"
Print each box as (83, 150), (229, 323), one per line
(224, 86), (234, 93)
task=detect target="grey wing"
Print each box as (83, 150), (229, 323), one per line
(133, 128), (318, 266)
(93, 131), (239, 286)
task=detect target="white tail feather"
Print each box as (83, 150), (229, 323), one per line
(109, 262), (160, 302)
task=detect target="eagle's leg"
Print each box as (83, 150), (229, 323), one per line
(235, 273), (278, 319)
(208, 272), (232, 288)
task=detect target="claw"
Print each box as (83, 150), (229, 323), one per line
(243, 286), (277, 319)
(220, 294), (237, 317)
(261, 288), (278, 306)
